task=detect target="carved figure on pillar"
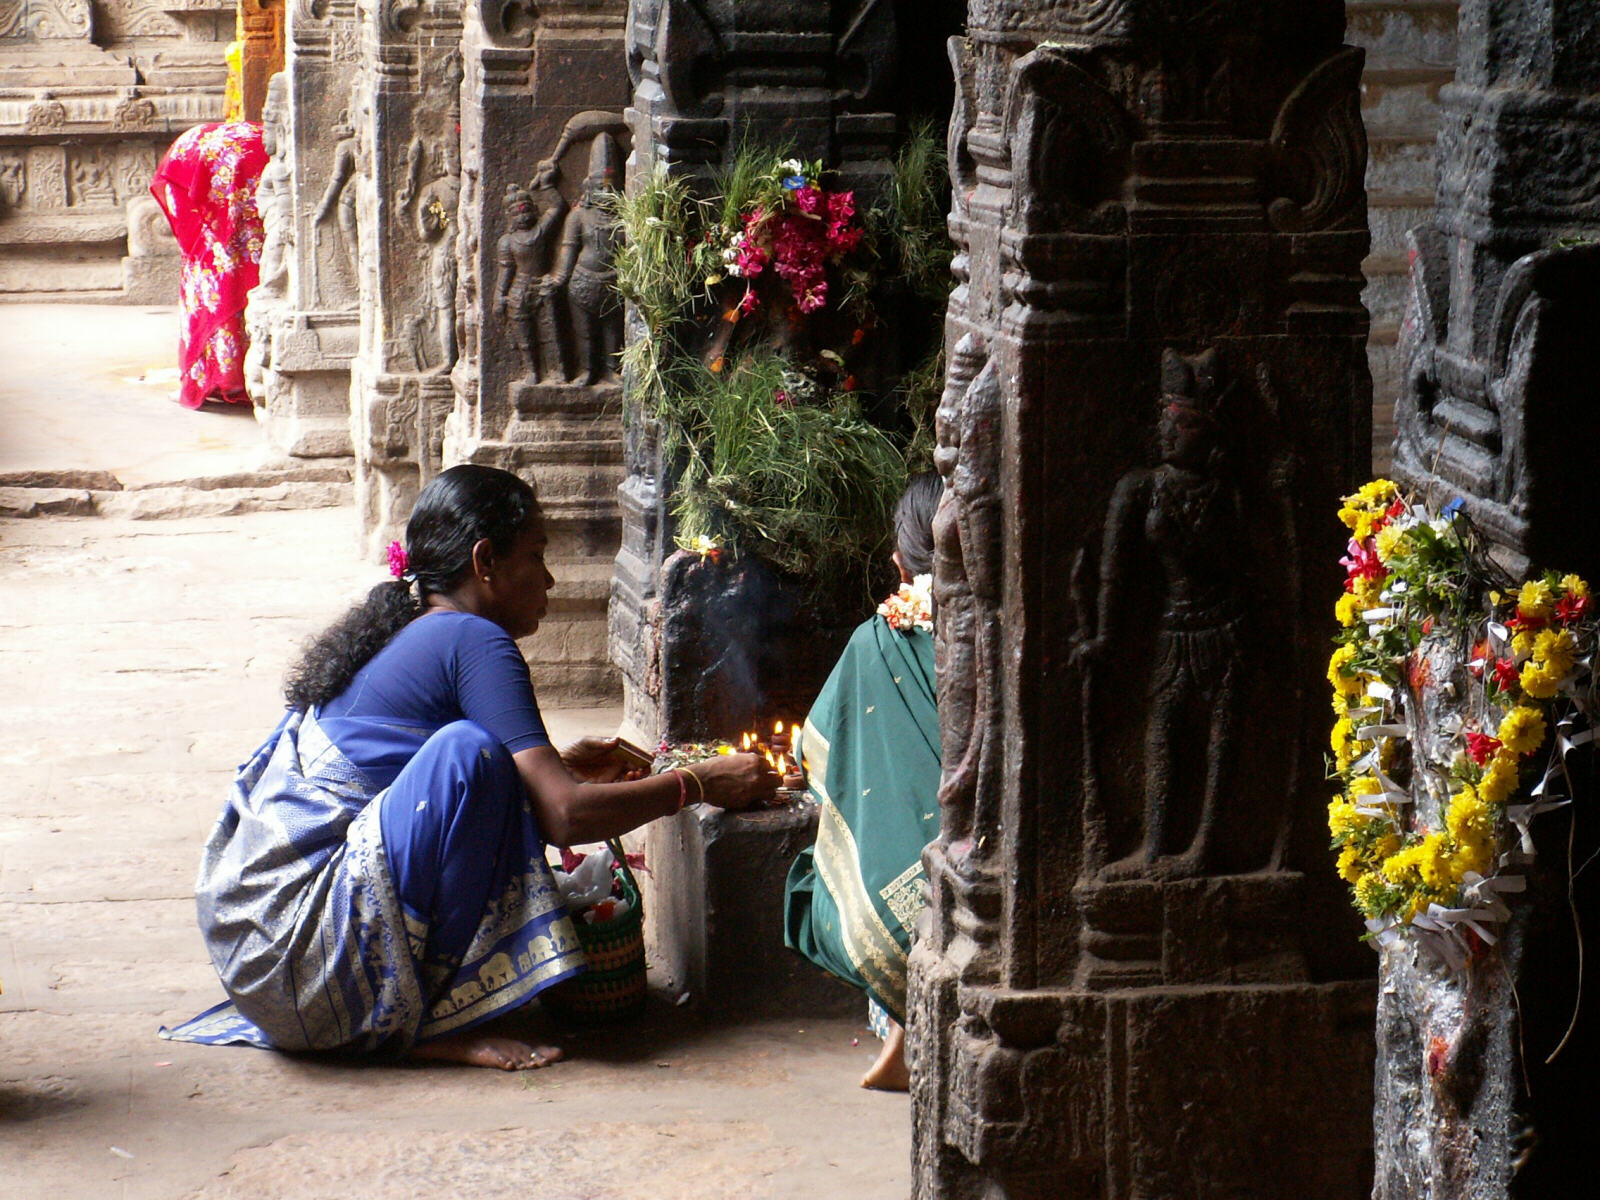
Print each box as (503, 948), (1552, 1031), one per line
(254, 73), (293, 301)
(1077, 347), (1245, 878)
(550, 133), (623, 385)
(414, 142), (461, 373)
(315, 113), (360, 280)
(933, 337), (1003, 858)
(495, 169), (567, 383)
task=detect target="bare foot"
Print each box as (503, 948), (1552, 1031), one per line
(859, 1020), (909, 1092)
(410, 1033), (563, 1071)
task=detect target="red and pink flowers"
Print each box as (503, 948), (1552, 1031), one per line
(720, 160), (864, 318)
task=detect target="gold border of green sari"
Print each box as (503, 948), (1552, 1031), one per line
(803, 718), (910, 1006)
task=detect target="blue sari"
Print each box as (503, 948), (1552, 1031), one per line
(165, 647), (586, 1051)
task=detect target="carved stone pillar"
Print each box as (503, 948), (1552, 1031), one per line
(236, 0), (285, 122)
(445, 1), (630, 703)
(242, 1), (359, 461)
(1381, 3), (1600, 1194)
(909, 4), (1377, 1196)
(347, 0), (462, 558)
(610, 0), (911, 745)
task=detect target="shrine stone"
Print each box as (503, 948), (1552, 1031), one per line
(242, 1), (360, 462)
(612, 0), (963, 1014)
(445, 0), (631, 703)
(346, 0), (461, 559)
(610, 0), (937, 746)
(0, 0), (227, 298)
(1382, 1), (1600, 1193)
(909, 3), (1377, 1196)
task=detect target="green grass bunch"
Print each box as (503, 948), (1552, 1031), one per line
(668, 354), (907, 586)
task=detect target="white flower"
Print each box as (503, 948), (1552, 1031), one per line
(780, 159), (804, 174)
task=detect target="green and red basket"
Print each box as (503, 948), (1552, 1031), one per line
(541, 838), (647, 1023)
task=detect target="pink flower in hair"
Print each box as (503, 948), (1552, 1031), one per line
(387, 540), (410, 579)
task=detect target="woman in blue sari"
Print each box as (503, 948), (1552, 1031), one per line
(784, 474), (943, 1090)
(174, 465), (776, 1069)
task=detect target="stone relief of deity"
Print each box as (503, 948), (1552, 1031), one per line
(1072, 347), (1246, 879)
(413, 138), (460, 373)
(494, 111), (629, 386)
(68, 151), (117, 207)
(932, 332), (1003, 852)
(495, 166), (567, 383)
(0, 155), (25, 212)
(314, 110), (360, 288)
(254, 72), (294, 300)
(551, 132), (623, 385)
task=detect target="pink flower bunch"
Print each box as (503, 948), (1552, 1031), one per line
(386, 539), (410, 580)
(735, 185), (862, 316)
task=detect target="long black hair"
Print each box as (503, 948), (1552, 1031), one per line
(894, 472), (943, 578)
(285, 465), (539, 711)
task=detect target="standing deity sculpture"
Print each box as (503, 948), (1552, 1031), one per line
(931, 334), (998, 849)
(413, 140), (461, 372)
(315, 112), (360, 283)
(495, 161), (568, 382)
(1075, 347), (1245, 877)
(254, 73), (294, 300)
(550, 134), (623, 385)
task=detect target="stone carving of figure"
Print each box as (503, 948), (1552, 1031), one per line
(0, 156), (24, 211)
(1076, 347), (1245, 877)
(931, 334), (1000, 852)
(550, 133), (623, 385)
(413, 139), (461, 373)
(314, 113), (360, 283)
(254, 74), (293, 300)
(495, 161), (567, 382)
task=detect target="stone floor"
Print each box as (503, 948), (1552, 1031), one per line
(0, 307), (909, 1198)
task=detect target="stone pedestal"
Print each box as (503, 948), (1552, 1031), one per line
(446, 1), (631, 704)
(242, 3), (359, 460)
(0, 1), (227, 298)
(910, 4), (1377, 1196)
(346, 0), (462, 558)
(1381, 3), (1600, 1194)
(643, 800), (858, 1018)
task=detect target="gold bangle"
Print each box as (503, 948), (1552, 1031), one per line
(682, 767), (705, 805)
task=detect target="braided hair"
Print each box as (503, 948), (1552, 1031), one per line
(284, 465), (539, 711)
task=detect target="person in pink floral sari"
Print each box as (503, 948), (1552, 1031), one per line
(150, 122), (268, 409)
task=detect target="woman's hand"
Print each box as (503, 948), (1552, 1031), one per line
(559, 736), (646, 783)
(686, 752), (780, 811)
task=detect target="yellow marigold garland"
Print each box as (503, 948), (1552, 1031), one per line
(1327, 480), (1596, 958)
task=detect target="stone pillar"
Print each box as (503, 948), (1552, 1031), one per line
(445, 1), (630, 703)
(909, 4), (1377, 1196)
(347, 0), (462, 558)
(609, 0), (909, 746)
(1381, 2), (1600, 1194)
(1349, 1), (1459, 470)
(242, 1), (359, 461)
(0, 1), (227, 299)
(235, 0), (285, 122)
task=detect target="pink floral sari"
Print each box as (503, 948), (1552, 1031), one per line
(150, 122), (268, 409)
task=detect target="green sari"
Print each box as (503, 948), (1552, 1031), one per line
(783, 614), (941, 1022)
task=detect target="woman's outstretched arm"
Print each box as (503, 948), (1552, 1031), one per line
(512, 746), (777, 845)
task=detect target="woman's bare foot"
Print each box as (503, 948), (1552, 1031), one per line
(410, 1033), (563, 1071)
(859, 1019), (909, 1091)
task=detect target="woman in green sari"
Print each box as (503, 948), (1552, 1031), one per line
(784, 474), (942, 1090)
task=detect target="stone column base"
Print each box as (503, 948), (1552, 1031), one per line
(909, 953), (1376, 1199)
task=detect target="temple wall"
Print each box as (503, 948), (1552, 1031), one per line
(0, 0), (229, 299)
